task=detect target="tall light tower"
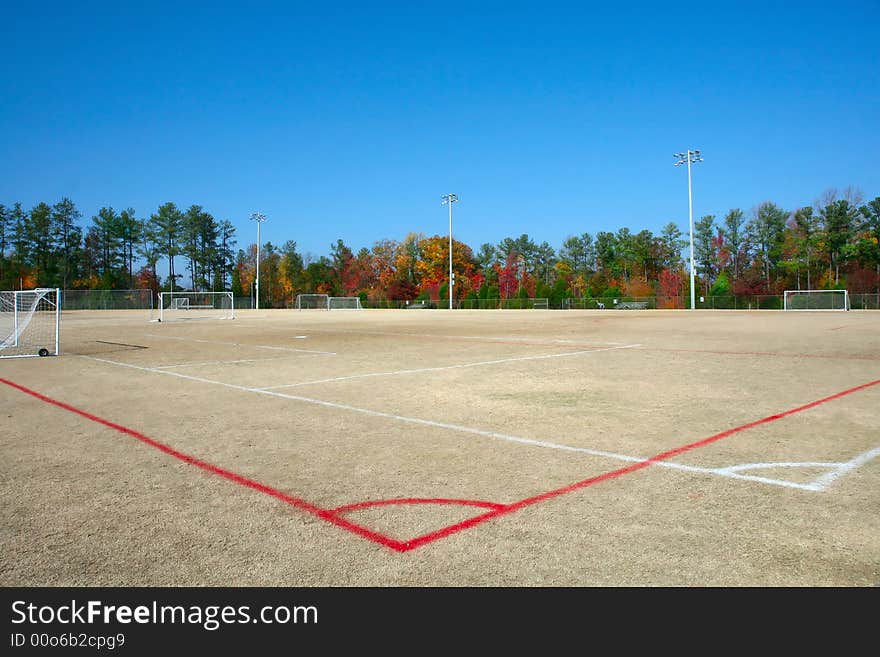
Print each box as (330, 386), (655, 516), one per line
(441, 194), (458, 310)
(250, 212), (267, 310)
(674, 150), (703, 310)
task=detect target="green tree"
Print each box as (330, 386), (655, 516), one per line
(52, 198), (82, 289)
(303, 256), (334, 295)
(10, 202), (29, 265)
(150, 202), (183, 292)
(559, 233), (595, 277)
(181, 205), (220, 291)
(117, 208), (141, 289)
(216, 220), (237, 289)
(0, 204), (8, 284)
(721, 209), (746, 279)
(534, 240), (556, 285)
(91, 206), (124, 283)
(817, 189), (862, 285)
(746, 202), (787, 291)
(789, 206), (821, 289)
(658, 222), (684, 270)
(28, 202), (56, 285)
(280, 240), (305, 297)
(694, 215), (717, 294)
(0, 204), (8, 257)
(259, 242), (282, 306)
(615, 227), (635, 280)
(136, 222), (162, 293)
(594, 231), (618, 278)
(631, 229), (655, 282)
(856, 197), (880, 284)
(329, 238), (355, 296)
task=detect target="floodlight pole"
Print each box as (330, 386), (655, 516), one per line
(674, 150), (703, 310)
(441, 194), (458, 310)
(250, 212), (267, 310)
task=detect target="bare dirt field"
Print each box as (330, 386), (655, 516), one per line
(2, 308), (878, 586)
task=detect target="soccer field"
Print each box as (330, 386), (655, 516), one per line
(2, 308), (878, 586)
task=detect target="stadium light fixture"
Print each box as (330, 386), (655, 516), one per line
(250, 212), (267, 310)
(674, 150), (703, 310)
(441, 194), (459, 310)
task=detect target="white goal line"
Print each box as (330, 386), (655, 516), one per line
(144, 333), (336, 355)
(82, 354), (879, 493)
(258, 344), (642, 390)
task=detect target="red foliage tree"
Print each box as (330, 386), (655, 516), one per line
(657, 268), (683, 308)
(386, 277), (418, 301)
(498, 252), (520, 299)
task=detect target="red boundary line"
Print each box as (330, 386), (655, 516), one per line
(2, 376), (878, 553)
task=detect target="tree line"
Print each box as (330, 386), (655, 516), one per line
(1, 187), (878, 307)
(0, 200), (237, 293)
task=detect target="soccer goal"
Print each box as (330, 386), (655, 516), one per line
(0, 288), (60, 358)
(295, 294), (330, 310)
(156, 291), (235, 322)
(328, 296), (363, 310)
(783, 289), (850, 311)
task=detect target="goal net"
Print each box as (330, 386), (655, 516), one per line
(0, 288), (61, 358)
(156, 291), (234, 322)
(328, 296), (363, 310)
(783, 289), (850, 311)
(295, 294), (330, 310)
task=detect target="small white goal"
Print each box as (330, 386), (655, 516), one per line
(783, 290), (850, 311)
(328, 296), (363, 310)
(156, 291), (235, 322)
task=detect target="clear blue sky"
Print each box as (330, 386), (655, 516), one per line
(2, 1), (878, 260)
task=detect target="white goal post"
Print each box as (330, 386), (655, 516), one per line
(0, 288), (61, 358)
(328, 296), (363, 310)
(783, 289), (850, 311)
(156, 291), (235, 322)
(295, 294), (330, 310)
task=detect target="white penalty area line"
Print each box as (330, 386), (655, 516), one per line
(144, 333), (336, 355)
(80, 355), (878, 493)
(257, 343), (642, 390)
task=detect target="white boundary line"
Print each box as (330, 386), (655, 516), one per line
(155, 357), (294, 369)
(144, 333), (336, 355)
(258, 344), (641, 390)
(80, 355), (879, 492)
(282, 326), (627, 348)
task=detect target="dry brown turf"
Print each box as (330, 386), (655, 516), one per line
(1, 308), (878, 586)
